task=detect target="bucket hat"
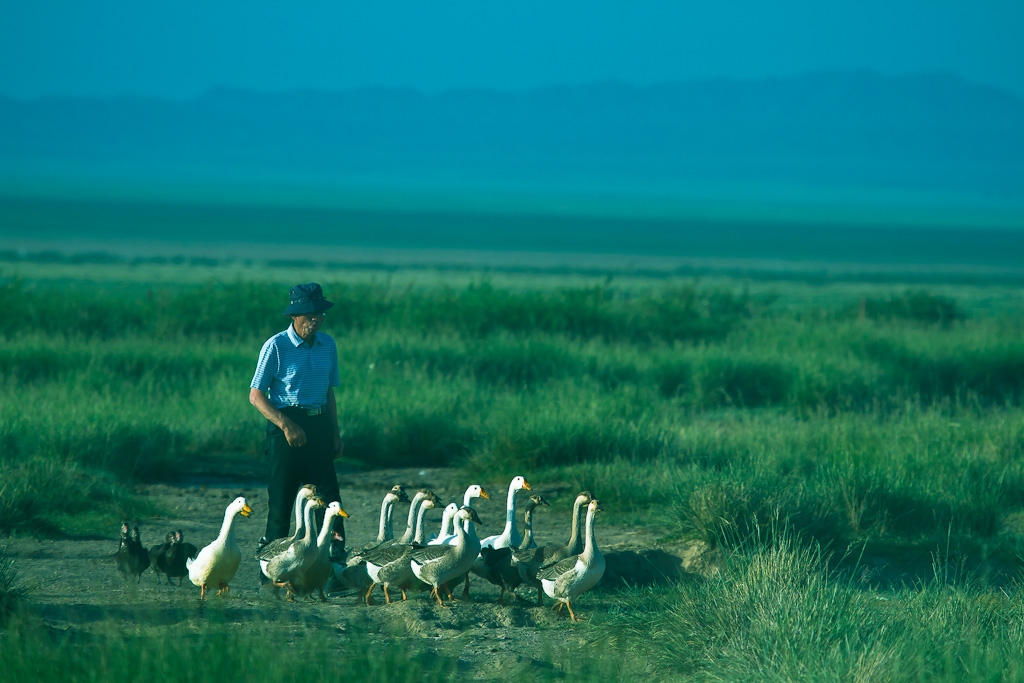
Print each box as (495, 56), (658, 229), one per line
(283, 283), (334, 316)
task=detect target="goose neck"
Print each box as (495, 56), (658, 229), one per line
(219, 507), (239, 542)
(301, 500), (318, 543)
(581, 506), (598, 560)
(400, 493), (426, 544)
(566, 499), (585, 552)
(412, 504), (433, 545)
(378, 494), (395, 542)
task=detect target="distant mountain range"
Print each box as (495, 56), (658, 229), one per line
(2, 71), (1023, 199)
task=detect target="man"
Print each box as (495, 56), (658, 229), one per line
(250, 282), (346, 587)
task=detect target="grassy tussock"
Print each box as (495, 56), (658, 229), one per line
(602, 527), (1024, 682)
(0, 546), (29, 625)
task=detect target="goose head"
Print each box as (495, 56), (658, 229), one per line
(464, 485), (490, 501)
(324, 500), (351, 521)
(458, 505), (483, 527)
(526, 495), (550, 511)
(510, 476), (531, 492)
(441, 502), (459, 523)
(389, 485), (411, 504)
(229, 496), (253, 518)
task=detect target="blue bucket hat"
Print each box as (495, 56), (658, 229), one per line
(283, 283), (334, 316)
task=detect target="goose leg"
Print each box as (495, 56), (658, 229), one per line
(383, 584), (392, 604)
(400, 588), (408, 601)
(200, 584), (207, 600)
(460, 572), (471, 600)
(566, 600), (580, 622)
(364, 584), (377, 605)
(435, 583), (450, 608)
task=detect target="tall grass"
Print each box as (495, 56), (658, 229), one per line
(602, 525), (1024, 681)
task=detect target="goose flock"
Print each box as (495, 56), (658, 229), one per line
(113, 477), (606, 621)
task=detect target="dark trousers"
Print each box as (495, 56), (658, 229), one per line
(264, 408), (345, 546)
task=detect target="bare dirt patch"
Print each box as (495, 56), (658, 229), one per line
(4, 464), (699, 678)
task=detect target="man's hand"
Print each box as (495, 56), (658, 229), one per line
(283, 420), (308, 447)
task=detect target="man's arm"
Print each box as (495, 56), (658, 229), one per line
(249, 387), (307, 447)
(326, 389), (344, 458)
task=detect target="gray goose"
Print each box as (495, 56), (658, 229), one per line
(537, 499), (606, 622)
(409, 506), (483, 608)
(255, 484), (319, 566)
(514, 490), (592, 605)
(336, 485), (410, 594)
(286, 501), (350, 601)
(261, 496), (325, 597)
(363, 493), (439, 604)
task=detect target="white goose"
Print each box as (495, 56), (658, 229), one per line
(536, 499), (606, 622)
(409, 506), (483, 608)
(479, 476), (531, 550)
(187, 496), (252, 599)
(287, 501), (350, 601)
(469, 475), (531, 597)
(429, 502), (459, 544)
(429, 484), (489, 546)
(481, 494), (549, 603)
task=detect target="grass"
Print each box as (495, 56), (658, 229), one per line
(3, 243), (1024, 680)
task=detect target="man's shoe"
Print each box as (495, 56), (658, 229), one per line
(256, 536), (271, 586)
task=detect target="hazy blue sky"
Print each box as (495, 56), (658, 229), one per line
(1, 1), (1022, 99)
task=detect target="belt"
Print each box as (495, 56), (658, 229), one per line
(283, 405), (325, 416)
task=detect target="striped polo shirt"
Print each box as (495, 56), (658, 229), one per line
(251, 325), (341, 409)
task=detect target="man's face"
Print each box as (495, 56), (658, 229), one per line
(292, 312), (324, 342)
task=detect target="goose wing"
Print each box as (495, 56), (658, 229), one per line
(409, 544), (451, 567)
(535, 553), (580, 581)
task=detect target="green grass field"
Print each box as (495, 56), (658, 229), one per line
(3, 207), (1024, 680)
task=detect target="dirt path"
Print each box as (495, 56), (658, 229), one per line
(4, 466), (695, 678)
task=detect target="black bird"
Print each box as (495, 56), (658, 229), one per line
(149, 531), (176, 584)
(162, 530), (199, 586)
(114, 522), (133, 580)
(126, 525), (151, 583)
(114, 523), (150, 583)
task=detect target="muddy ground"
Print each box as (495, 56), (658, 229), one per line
(4, 463), (706, 679)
